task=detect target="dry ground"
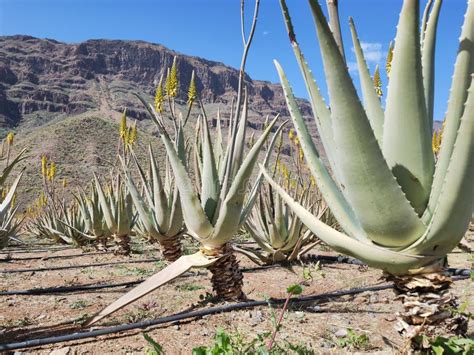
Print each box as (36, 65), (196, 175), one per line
(0, 234), (472, 354)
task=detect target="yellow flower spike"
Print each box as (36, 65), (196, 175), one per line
(294, 136), (300, 146)
(6, 132), (14, 145)
(187, 71), (197, 106)
(128, 121), (137, 145)
(62, 178), (68, 188)
(288, 128), (295, 140)
(310, 175), (316, 186)
(1, 188), (6, 200)
(154, 76), (164, 113)
(165, 57), (179, 98)
(386, 41), (394, 78)
(299, 146), (304, 161)
(41, 155), (48, 177)
(11, 193), (16, 208)
(373, 65), (383, 97)
(48, 162), (56, 181)
(119, 109), (127, 140)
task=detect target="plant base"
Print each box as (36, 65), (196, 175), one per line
(205, 244), (245, 301)
(160, 236), (182, 262)
(114, 234), (131, 256)
(389, 272), (468, 347)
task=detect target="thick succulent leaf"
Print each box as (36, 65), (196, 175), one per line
(421, 0), (442, 127)
(274, 61), (366, 241)
(207, 115), (280, 247)
(149, 147), (170, 233)
(349, 18), (384, 144)
(408, 76), (474, 256)
(427, 2), (474, 220)
(158, 123), (213, 241)
(382, 0), (434, 214)
(0, 148), (27, 187)
(231, 91), (249, 178)
(279, 0), (338, 175)
(308, 1), (426, 247)
(84, 252), (217, 326)
(130, 150), (154, 211)
(420, 0), (434, 47)
(262, 168), (437, 275)
(166, 183), (184, 237)
(239, 119), (287, 225)
(214, 109), (224, 171)
(94, 175), (117, 232)
(200, 114), (220, 222)
(0, 171), (23, 219)
(120, 157), (159, 238)
(116, 186), (131, 236)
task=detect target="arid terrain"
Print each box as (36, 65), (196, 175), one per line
(0, 231), (472, 354)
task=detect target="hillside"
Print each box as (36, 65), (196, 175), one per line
(0, 35), (312, 131)
(0, 35), (322, 208)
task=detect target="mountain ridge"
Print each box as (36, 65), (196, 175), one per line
(0, 35), (312, 131)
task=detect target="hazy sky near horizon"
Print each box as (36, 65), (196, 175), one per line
(0, 0), (468, 121)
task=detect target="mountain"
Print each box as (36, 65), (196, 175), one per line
(0, 35), (319, 208)
(0, 35), (312, 131)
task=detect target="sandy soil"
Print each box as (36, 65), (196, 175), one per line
(0, 234), (472, 354)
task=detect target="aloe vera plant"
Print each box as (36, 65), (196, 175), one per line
(74, 183), (111, 250)
(238, 180), (323, 265)
(121, 146), (184, 261)
(94, 174), (135, 255)
(266, 0), (473, 342)
(0, 148), (26, 249)
(84, 0), (291, 326)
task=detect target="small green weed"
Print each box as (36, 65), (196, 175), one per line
(335, 328), (370, 351)
(143, 332), (164, 355)
(69, 300), (88, 309)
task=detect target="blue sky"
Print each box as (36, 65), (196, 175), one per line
(0, 0), (467, 121)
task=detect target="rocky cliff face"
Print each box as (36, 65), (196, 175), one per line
(0, 35), (311, 128)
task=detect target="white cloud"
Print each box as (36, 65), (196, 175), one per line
(262, 31), (270, 36)
(351, 41), (384, 64)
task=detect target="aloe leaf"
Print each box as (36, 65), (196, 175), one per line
(0, 171), (22, 219)
(349, 17), (384, 143)
(214, 109), (224, 171)
(421, 0), (442, 127)
(279, 0), (337, 175)
(149, 147), (170, 233)
(275, 60), (366, 241)
(409, 77), (474, 256)
(207, 115), (280, 247)
(239, 118), (287, 225)
(420, 0), (434, 47)
(427, 2), (474, 220)
(83, 252), (217, 326)
(120, 157), (159, 237)
(231, 90), (249, 177)
(94, 174), (117, 232)
(262, 167), (437, 275)
(382, 0), (434, 214)
(308, 1), (426, 247)
(0, 148), (27, 187)
(166, 183), (183, 237)
(158, 122), (213, 241)
(200, 113), (220, 222)
(130, 149), (154, 210)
